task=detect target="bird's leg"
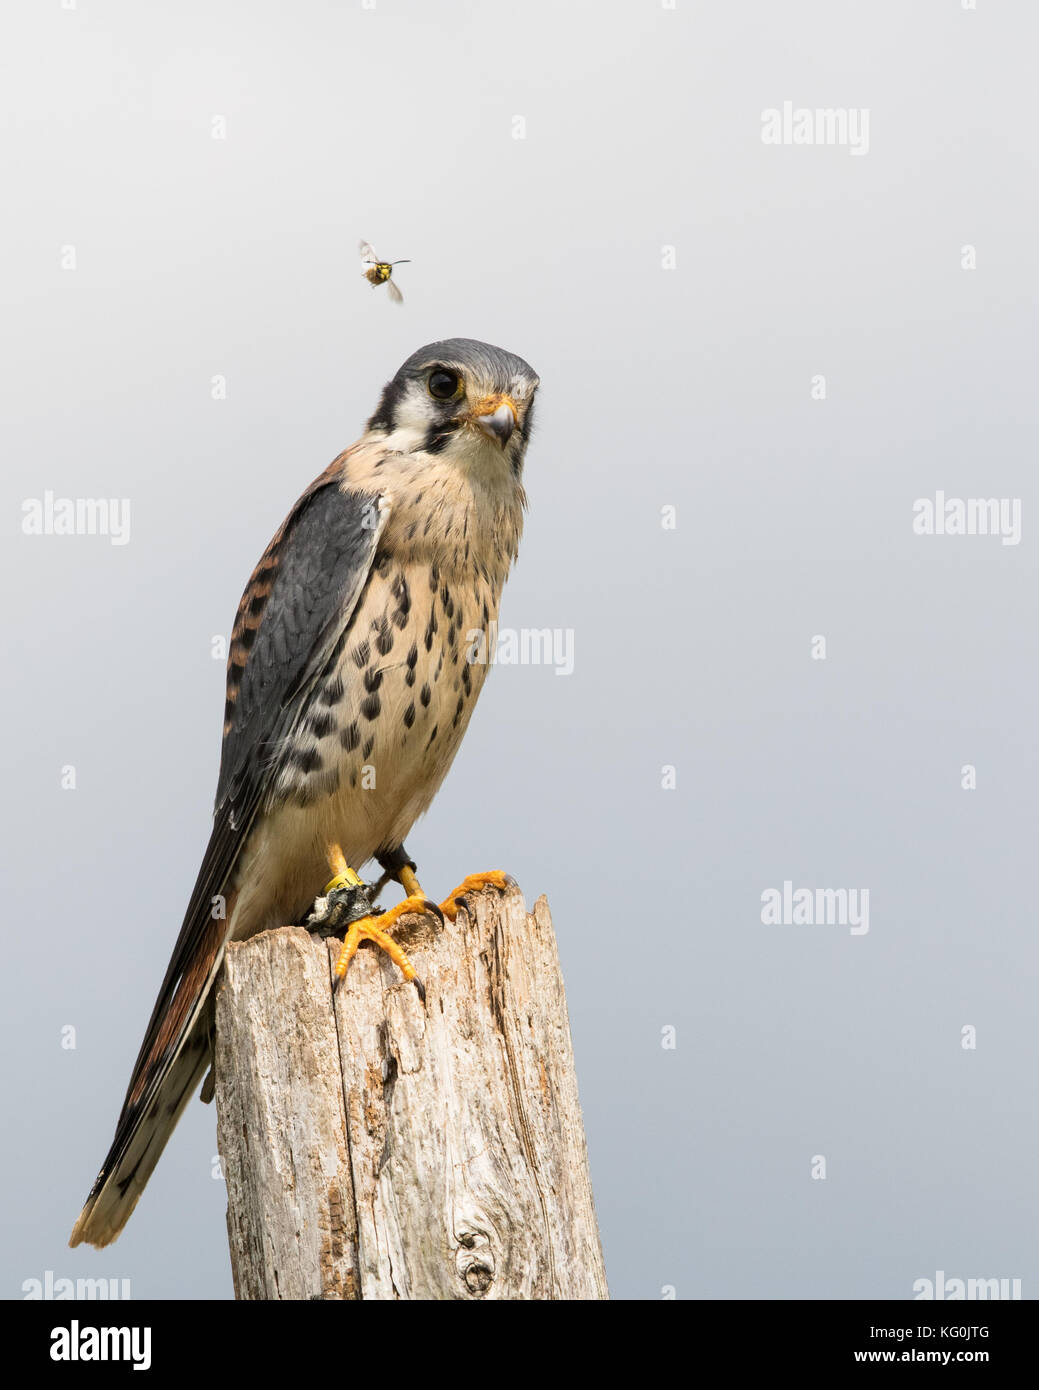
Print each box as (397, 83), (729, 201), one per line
(372, 846), (447, 921)
(304, 845), (378, 939)
(376, 847), (513, 924)
(438, 871), (514, 921)
(375, 845), (427, 899)
(313, 843), (440, 1001)
(372, 846), (451, 929)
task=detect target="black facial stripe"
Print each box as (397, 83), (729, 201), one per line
(423, 418), (459, 454)
(518, 395), (536, 441)
(366, 376), (407, 433)
(368, 356), (536, 470)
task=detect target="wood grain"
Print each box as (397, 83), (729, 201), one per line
(214, 884), (608, 1300)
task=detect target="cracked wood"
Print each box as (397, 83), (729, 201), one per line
(214, 883), (608, 1299)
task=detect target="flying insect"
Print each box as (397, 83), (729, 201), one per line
(359, 240), (410, 303)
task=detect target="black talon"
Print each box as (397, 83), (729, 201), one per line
(412, 976), (427, 1004)
(422, 898), (445, 927)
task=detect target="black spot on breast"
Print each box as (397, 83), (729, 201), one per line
(403, 703), (415, 729)
(362, 736), (374, 759)
(352, 640), (370, 669)
(341, 722), (360, 752)
(440, 585), (454, 619)
(424, 609), (438, 652)
(309, 711), (336, 739)
(452, 696), (465, 728)
(462, 664), (472, 695)
(392, 577), (412, 628)
(420, 682), (431, 707)
(292, 746), (323, 774)
(375, 616), (394, 656)
(425, 724), (439, 749)
(364, 667), (383, 694)
(361, 694), (381, 721)
(320, 675), (345, 707)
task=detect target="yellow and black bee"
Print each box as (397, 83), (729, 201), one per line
(359, 240), (410, 304)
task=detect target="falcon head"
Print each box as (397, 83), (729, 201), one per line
(366, 338), (540, 477)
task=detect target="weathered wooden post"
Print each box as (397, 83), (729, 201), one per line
(214, 883), (608, 1299)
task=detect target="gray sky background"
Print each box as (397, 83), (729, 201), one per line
(2, 0), (1037, 1299)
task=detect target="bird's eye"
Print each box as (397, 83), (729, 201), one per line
(428, 368), (461, 401)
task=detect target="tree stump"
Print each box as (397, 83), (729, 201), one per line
(214, 883), (608, 1300)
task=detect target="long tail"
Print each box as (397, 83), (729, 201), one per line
(69, 1017), (213, 1248)
(69, 829), (241, 1248)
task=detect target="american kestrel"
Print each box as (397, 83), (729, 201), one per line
(70, 338), (540, 1249)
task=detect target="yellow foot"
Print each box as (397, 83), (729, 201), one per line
(317, 842), (440, 1002)
(332, 894), (440, 1002)
(439, 871), (513, 921)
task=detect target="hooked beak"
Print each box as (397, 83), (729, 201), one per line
(470, 394), (518, 447)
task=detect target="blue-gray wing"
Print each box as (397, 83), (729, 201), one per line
(70, 464), (390, 1248)
(217, 478), (387, 810)
(122, 471), (386, 1119)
